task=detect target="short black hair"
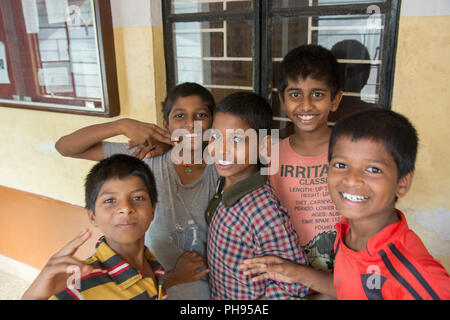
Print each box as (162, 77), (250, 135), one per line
(214, 92), (273, 132)
(278, 44), (341, 100)
(328, 109), (419, 180)
(85, 154), (158, 213)
(162, 82), (216, 123)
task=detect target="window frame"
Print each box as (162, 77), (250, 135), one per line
(0, 0), (120, 117)
(162, 0), (401, 112)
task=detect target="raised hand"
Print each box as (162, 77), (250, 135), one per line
(120, 119), (172, 159)
(22, 229), (93, 300)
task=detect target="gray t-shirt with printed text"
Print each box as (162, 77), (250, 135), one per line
(103, 142), (219, 300)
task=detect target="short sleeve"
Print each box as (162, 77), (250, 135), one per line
(102, 142), (132, 158)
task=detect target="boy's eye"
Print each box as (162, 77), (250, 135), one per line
(173, 113), (184, 119)
(367, 166), (382, 174)
(290, 92), (301, 99)
(312, 91), (324, 98)
(196, 113), (209, 119)
(133, 195), (145, 201)
(333, 162), (346, 169)
(103, 198), (115, 204)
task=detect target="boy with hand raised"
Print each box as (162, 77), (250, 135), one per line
(23, 154), (177, 300)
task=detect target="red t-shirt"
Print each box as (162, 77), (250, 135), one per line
(334, 210), (450, 300)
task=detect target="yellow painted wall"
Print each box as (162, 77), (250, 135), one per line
(392, 15), (450, 270)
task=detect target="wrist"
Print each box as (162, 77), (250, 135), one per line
(163, 270), (181, 289)
(114, 118), (129, 136)
(292, 264), (310, 284)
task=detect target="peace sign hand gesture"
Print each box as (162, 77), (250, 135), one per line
(22, 229), (93, 300)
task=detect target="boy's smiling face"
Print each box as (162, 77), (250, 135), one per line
(280, 76), (341, 134)
(208, 112), (259, 186)
(164, 95), (212, 153)
(88, 176), (155, 248)
(328, 137), (413, 223)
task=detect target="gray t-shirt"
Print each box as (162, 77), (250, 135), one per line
(103, 142), (219, 300)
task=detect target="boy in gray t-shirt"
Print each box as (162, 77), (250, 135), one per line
(55, 83), (218, 299)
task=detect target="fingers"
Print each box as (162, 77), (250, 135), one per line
(193, 268), (210, 281)
(128, 140), (171, 160)
(240, 263), (269, 275)
(45, 256), (92, 277)
(53, 229), (91, 258)
(247, 273), (273, 283)
(125, 122), (172, 146)
(241, 255), (283, 267)
(145, 146), (169, 159)
(151, 127), (172, 145)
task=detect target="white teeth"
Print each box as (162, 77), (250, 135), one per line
(342, 192), (369, 202)
(298, 115), (314, 121)
(218, 160), (233, 165)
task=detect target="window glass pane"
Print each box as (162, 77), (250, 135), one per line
(272, 0), (385, 8)
(271, 14), (384, 104)
(173, 20), (253, 93)
(209, 87), (253, 106)
(172, 0), (252, 14)
(31, 0), (102, 104)
(313, 14), (385, 103)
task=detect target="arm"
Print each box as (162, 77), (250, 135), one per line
(55, 119), (172, 161)
(163, 252), (209, 289)
(240, 256), (336, 299)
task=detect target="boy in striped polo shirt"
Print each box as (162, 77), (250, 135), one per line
(206, 92), (309, 300)
(23, 154), (177, 300)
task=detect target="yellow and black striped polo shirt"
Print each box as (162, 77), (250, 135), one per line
(50, 236), (167, 300)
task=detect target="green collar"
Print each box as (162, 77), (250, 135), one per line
(222, 171), (267, 207)
(205, 171), (267, 226)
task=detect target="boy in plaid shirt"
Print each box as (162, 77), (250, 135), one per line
(205, 92), (308, 299)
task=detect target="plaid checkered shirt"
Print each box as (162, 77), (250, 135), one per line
(206, 172), (309, 300)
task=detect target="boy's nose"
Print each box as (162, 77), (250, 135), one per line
(300, 97), (314, 112)
(343, 170), (364, 187)
(118, 200), (135, 215)
(210, 139), (231, 161)
(184, 115), (195, 131)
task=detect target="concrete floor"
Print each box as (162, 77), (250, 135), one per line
(0, 269), (32, 300)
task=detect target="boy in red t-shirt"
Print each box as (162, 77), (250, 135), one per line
(242, 108), (450, 300)
(327, 108), (450, 300)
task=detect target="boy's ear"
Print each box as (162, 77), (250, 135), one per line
(87, 209), (98, 227)
(330, 90), (343, 112)
(396, 171), (414, 200)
